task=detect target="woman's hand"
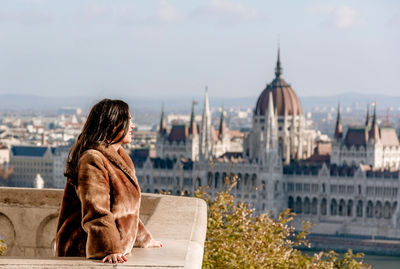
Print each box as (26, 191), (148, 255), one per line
(102, 253), (128, 263)
(147, 238), (162, 248)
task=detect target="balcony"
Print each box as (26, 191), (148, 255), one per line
(0, 187), (207, 268)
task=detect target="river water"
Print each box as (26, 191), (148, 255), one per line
(363, 254), (400, 269)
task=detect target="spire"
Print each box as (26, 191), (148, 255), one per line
(189, 100), (198, 135)
(365, 104), (370, 128)
(334, 103), (343, 140)
(199, 87), (213, 160)
(158, 103), (167, 134)
(260, 91), (278, 165)
(265, 92), (278, 151)
(218, 105), (227, 140)
(368, 102), (380, 142)
(385, 108), (390, 127)
(275, 47), (282, 78)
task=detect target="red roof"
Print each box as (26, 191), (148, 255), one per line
(255, 77), (303, 117)
(168, 125), (188, 143)
(344, 127), (368, 148)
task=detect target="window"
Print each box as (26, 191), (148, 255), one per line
(330, 199), (337, 216)
(366, 201), (373, 218)
(320, 199), (327, 215)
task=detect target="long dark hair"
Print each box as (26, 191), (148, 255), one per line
(65, 99), (131, 182)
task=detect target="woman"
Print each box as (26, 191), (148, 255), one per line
(56, 99), (161, 263)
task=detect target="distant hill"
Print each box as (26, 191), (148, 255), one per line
(0, 93), (399, 113)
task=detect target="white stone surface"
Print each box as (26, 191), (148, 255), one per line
(0, 188), (207, 269)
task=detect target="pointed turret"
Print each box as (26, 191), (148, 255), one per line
(385, 108), (390, 127)
(199, 87), (213, 160)
(365, 104), (370, 128)
(265, 92), (278, 151)
(260, 91), (279, 165)
(275, 47), (283, 78)
(368, 103), (380, 142)
(158, 103), (167, 134)
(189, 100), (198, 135)
(334, 104), (343, 140)
(218, 105), (227, 140)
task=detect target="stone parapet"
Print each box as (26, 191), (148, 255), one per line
(0, 187), (207, 269)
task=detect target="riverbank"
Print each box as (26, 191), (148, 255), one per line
(303, 234), (400, 256)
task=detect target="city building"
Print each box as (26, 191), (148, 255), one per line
(9, 145), (69, 188)
(331, 104), (400, 169)
(133, 49), (400, 240)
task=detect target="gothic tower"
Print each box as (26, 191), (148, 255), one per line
(199, 88), (213, 160)
(245, 48), (313, 164)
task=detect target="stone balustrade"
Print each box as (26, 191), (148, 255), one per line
(0, 187), (207, 268)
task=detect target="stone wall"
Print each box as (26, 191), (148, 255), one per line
(0, 187), (207, 269)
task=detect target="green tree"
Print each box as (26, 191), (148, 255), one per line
(196, 186), (370, 269)
(0, 240), (6, 256)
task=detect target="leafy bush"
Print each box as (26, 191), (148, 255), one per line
(0, 240), (6, 256)
(196, 186), (370, 269)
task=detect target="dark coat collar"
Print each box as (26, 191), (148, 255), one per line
(95, 142), (138, 186)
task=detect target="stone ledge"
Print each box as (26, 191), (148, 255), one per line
(0, 187), (207, 269)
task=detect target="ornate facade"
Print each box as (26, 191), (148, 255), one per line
(331, 104), (400, 169)
(133, 49), (400, 240)
(244, 50), (321, 165)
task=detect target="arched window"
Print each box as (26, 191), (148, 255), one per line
(295, 197), (302, 214)
(384, 201), (391, 219)
(339, 199), (346, 216)
(262, 180), (266, 191)
(356, 200), (363, 217)
(252, 174), (257, 188)
(197, 178), (201, 188)
(244, 173), (250, 189)
(208, 172), (213, 187)
(347, 200), (353, 217)
(366, 201), (373, 218)
(321, 198), (327, 215)
(304, 197), (311, 214)
(330, 199), (337, 216)
(236, 173), (242, 190)
(214, 173), (220, 189)
(375, 201), (383, 219)
(311, 198), (318, 215)
(288, 196), (294, 211)
(222, 172), (227, 185)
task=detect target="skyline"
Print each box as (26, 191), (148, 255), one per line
(0, 0), (399, 98)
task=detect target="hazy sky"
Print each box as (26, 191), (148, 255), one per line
(0, 0), (399, 99)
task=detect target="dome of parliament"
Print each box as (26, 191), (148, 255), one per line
(254, 50), (303, 117)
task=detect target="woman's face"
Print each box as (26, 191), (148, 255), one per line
(112, 115), (135, 145)
(121, 115), (135, 144)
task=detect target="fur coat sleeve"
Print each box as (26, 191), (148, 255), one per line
(77, 152), (124, 258)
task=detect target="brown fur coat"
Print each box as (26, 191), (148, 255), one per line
(56, 143), (152, 258)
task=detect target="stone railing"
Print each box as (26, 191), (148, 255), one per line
(0, 187), (207, 268)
